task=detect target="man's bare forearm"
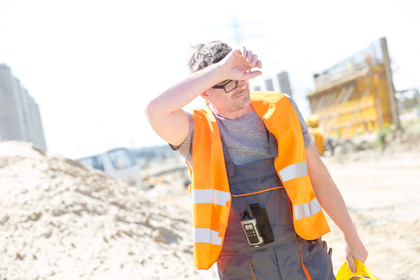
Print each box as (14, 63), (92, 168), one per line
(146, 63), (223, 117)
(306, 145), (368, 272)
(145, 63), (223, 146)
(306, 146), (358, 237)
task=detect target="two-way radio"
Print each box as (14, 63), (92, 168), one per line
(240, 204), (264, 247)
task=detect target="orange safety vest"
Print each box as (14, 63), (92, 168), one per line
(189, 91), (330, 270)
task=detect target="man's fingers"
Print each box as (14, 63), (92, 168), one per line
(243, 70), (262, 79)
(249, 54), (260, 67)
(241, 46), (247, 58)
(347, 257), (356, 274)
(246, 50), (253, 62)
(248, 55), (256, 67)
(359, 251), (368, 263)
(240, 47), (262, 69)
(227, 47), (262, 79)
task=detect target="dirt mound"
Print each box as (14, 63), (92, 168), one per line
(0, 141), (215, 280)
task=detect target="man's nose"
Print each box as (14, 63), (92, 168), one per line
(238, 80), (247, 88)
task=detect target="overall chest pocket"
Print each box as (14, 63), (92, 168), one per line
(229, 158), (283, 197)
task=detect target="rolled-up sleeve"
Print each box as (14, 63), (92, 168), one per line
(168, 111), (194, 165)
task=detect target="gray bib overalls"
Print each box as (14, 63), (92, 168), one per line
(216, 136), (335, 280)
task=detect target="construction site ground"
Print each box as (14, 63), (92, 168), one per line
(1, 131), (419, 280)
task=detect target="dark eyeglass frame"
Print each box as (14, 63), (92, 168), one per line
(212, 80), (239, 93)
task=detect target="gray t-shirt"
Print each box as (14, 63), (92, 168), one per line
(172, 95), (314, 167)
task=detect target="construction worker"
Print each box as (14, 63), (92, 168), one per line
(145, 41), (368, 279)
(306, 115), (325, 155)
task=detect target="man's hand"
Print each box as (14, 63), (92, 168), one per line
(218, 47), (262, 81)
(345, 235), (369, 273)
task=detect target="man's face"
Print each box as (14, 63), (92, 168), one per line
(206, 80), (251, 116)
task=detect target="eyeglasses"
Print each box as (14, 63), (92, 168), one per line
(212, 80), (239, 93)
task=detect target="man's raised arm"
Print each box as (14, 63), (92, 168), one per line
(145, 63), (224, 146)
(145, 48), (262, 146)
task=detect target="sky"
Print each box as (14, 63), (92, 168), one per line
(0, 0), (419, 159)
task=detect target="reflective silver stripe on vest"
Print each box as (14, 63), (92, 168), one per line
(193, 228), (222, 245)
(279, 162), (308, 182)
(191, 189), (231, 206)
(294, 198), (322, 219)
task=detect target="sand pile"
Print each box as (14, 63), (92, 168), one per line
(0, 141), (216, 280)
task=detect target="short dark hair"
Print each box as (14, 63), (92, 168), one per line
(188, 41), (232, 72)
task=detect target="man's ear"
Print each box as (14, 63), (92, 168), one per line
(200, 90), (211, 99)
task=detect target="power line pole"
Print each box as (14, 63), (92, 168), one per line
(380, 37), (401, 130)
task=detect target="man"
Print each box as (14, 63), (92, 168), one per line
(145, 41), (368, 279)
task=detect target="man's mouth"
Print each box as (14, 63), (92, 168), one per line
(233, 88), (248, 99)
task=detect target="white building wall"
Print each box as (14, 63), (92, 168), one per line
(0, 64), (47, 150)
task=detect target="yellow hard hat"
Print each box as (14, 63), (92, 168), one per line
(336, 259), (377, 280)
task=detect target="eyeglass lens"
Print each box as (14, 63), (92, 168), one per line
(224, 80), (238, 93)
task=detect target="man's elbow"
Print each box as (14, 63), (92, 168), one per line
(145, 99), (160, 123)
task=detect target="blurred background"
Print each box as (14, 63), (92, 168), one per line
(1, 0), (419, 161)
